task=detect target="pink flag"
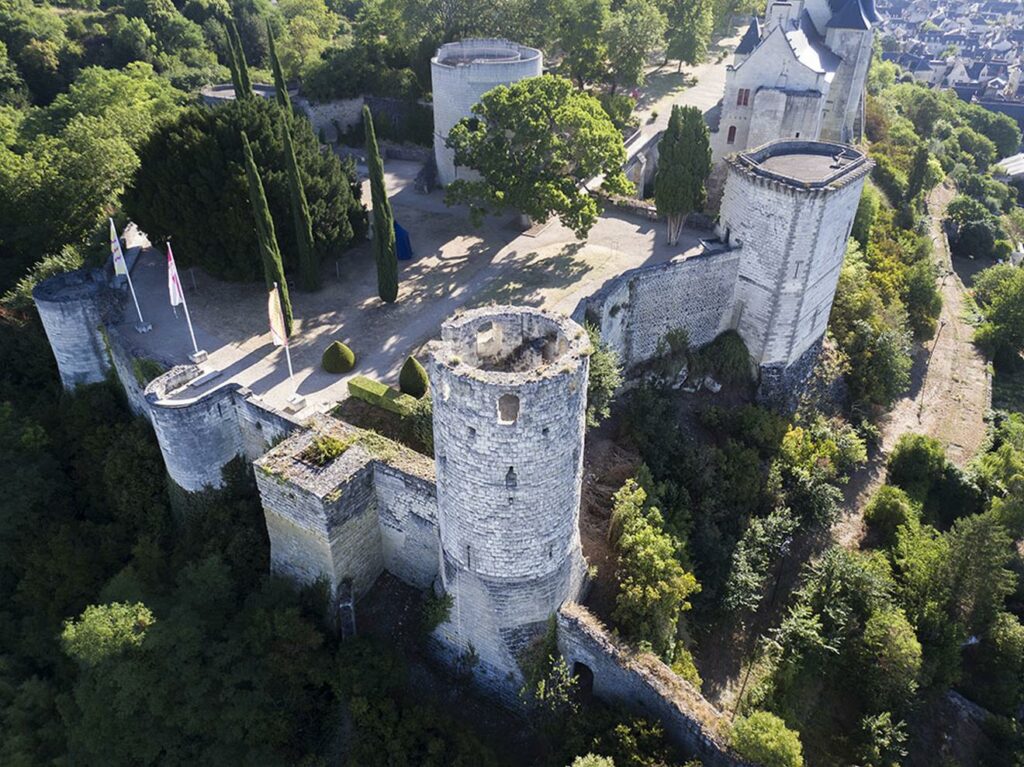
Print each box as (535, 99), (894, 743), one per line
(167, 244), (185, 307)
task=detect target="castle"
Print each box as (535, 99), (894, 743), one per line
(30, 29), (875, 759)
(710, 0), (877, 160)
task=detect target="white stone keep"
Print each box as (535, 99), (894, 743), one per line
(430, 39), (542, 187)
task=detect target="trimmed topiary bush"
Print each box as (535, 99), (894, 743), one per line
(348, 375), (417, 416)
(322, 341), (356, 373)
(399, 356), (429, 398)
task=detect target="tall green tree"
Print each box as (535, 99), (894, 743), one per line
(446, 75), (630, 238)
(282, 118), (319, 291)
(662, 0), (713, 70)
(266, 19), (291, 113)
(654, 104), (711, 244)
(558, 0), (610, 88)
(241, 130), (293, 333)
(363, 105), (398, 303)
(227, 19), (252, 99)
(224, 24), (244, 98)
(124, 97), (364, 284)
(604, 0), (666, 91)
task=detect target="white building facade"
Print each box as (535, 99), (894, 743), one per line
(711, 0), (877, 161)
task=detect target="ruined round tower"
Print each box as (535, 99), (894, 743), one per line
(33, 271), (112, 389)
(428, 306), (590, 690)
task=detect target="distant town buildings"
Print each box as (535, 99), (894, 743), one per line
(877, 0), (1024, 134)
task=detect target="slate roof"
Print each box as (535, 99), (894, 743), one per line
(736, 16), (762, 54)
(785, 11), (841, 74)
(828, 0), (872, 29)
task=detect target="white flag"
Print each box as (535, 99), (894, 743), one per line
(110, 219), (128, 276)
(167, 244), (185, 307)
(268, 283), (288, 347)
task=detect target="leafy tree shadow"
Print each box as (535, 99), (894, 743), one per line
(469, 242), (593, 307)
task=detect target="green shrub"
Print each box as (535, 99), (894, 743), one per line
(348, 375), (417, 416)
(322, 341), (356, 373)
(586, 324), (623, 427)
(730, 711), (804, 767)
(300, 433), (352, 466)
(399, 356), (429, 398)
(131, 357), (165, 387)
(404, 395), (434, 455)
(864, 485), (919, 547)
(691, 330), (752, 385)
(419, 591), (453, 635)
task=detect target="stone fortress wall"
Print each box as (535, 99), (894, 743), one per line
(557, 603), (754, 767)
(430, 39), (542, 186)
(428, 307), (591, 691)
(579, 139), (871, 406)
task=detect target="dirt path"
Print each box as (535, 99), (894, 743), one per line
(832, 182), (991, 549)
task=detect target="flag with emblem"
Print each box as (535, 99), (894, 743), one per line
(167, 243), (185, 307)
(268, 283), (288, 347)
(110, 219), (128, 276)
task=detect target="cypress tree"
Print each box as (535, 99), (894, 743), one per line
(224, 26), (244, 98)
(654, 105), (711, 245)
(228, 20), (252, 99)
(241, 131), (293, 334)
(283, 117), (319, 291)
(266, 20), (291, 113)
(363, 105), (398, 303)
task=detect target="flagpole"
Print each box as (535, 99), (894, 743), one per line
(124, 266), (146, 326)
(181, 292), (200, 356)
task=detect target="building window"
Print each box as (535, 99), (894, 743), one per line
(736, 88), (751, 106)
(498, 394), (520, 424)
(727, 125), (737, 144)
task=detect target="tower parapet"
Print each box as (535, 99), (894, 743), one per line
(428, 306), (590, 691)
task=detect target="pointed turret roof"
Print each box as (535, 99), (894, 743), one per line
(828, 0), (871, 30)
(736, 16), (762, 54)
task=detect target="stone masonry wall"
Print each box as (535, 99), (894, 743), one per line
(575, 249), (742, 370)
(375, 462), (440, 590)
(255, 419), (439, 596)
(428, 307), (590, 690)
(33, 271), (113, 389)
(557, 604), (752, 767)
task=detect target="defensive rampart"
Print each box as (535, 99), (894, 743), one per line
(557, 604), (752, 767)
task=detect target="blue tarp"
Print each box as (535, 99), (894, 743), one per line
(395, 221), (413, 261)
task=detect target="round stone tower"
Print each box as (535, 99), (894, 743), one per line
(33, 270), (112, 389)
(430, 39), (542, 187)
(428, 306), (590, 691)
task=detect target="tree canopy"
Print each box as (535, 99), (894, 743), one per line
(654, 104), (711, 244)
(445, 74), (630, 238)
(124, 97), (364, 282)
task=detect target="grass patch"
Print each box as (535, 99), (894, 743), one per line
(131, 357), (165, 387)
(299, 434), (355, 467)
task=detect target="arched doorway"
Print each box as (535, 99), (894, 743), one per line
(572, 661), (594, 701)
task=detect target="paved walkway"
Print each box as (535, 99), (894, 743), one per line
(110, 44), (739, 417)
